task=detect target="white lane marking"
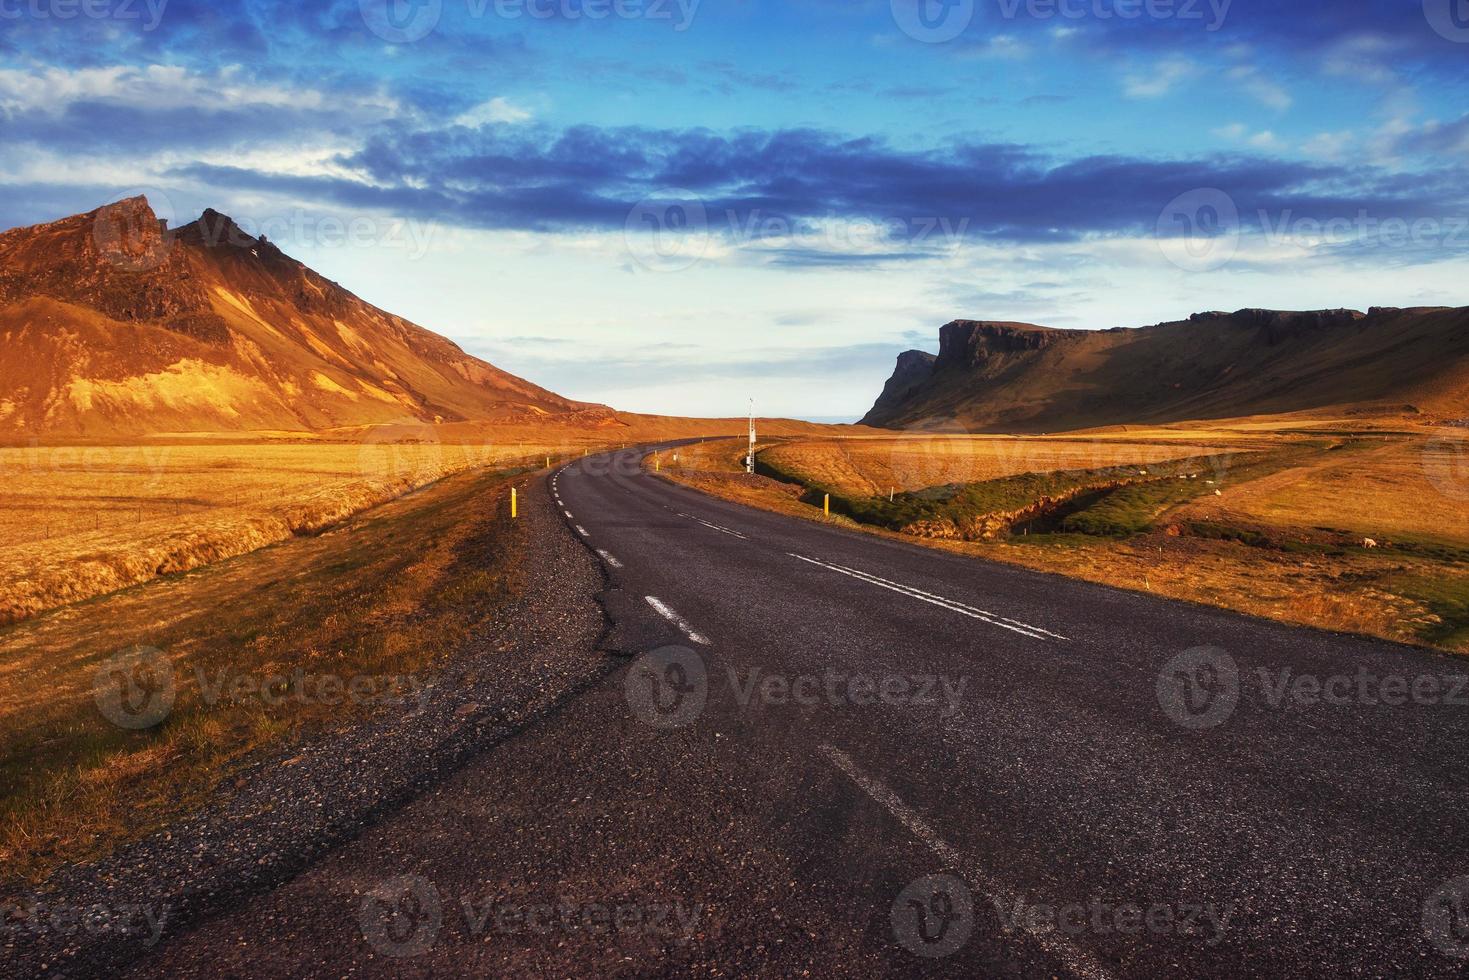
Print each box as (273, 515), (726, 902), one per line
(788, 554), (1066, 641)
(564, 510), (573, 519)
(644, 595), (711, 646)
(673, 511), (748, 540)
(596, 549), (623, 569)
(576, 524), (590, 538)
(819, 745), (1115, 980)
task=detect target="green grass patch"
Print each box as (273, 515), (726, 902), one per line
(1395, 575), (1469, 648)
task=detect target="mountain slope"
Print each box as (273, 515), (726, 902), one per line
(861, 307), (1469, 431)
(0, 198), (611, 438)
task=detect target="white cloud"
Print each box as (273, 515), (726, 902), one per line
(1301, 131), (1353, 160)
(1123, 58), (1195, 99)
(1226, 65), (1292, 111)
(0, 64), (402, 120)
(452, 97), (533, 128)
(1212, 122), (1279, 149)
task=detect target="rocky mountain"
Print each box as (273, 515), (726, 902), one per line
(861, 307), (1469, 431)
(0, 197), (613, 438)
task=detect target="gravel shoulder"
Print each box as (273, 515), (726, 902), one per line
(3, 471), (611, 978)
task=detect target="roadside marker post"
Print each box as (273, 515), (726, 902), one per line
(824, 493), (830, 518)
(511, 487), (518, 519)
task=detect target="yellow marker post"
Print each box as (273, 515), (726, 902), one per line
(545, 455), (550, 469)
(824, 493), (830, 518)
(655, 456), (661, 472)
(511, 487), (518, 519)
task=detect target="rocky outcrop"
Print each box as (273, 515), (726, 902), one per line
(936, 319), (1071, 369)
(860, 305), (1469, 431)
(859, 350), (936, 426)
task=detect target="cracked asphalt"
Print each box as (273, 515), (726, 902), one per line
(14, 445), (1469, 978)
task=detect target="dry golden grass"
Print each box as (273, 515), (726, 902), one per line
(1174, 438), (1469, 546)
(0, 438), (577, 626)
(758, 434), (1247, 497)
(655, 424), (1469, 655)
(0, 463), (527, 884)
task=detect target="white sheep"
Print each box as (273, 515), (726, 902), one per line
(1363, 538), (1378, 549)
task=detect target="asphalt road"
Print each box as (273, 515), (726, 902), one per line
(125, 445), (1469, 978)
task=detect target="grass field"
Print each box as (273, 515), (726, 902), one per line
(653, 423), (1469, 654)
(758, 433), (1242, 497)
(0, 461), (531, 885)
(0, 437), (588, 626)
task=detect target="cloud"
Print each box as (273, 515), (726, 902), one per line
(1123, 58), (1195, 99)
(453, 97), (533, 127)
(1226, 64), (1292, 111)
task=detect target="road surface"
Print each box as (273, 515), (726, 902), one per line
(128, 445), (1469, 978)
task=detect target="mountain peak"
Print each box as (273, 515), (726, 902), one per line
(0, 199), (607, 437)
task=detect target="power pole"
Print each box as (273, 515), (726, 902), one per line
(746, 398), (756, 474)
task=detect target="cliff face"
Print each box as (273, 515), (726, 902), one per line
(935, 320), (1071, 368)
(0, 198), (612, 437)
(860, 350), (936, 425)
(862, 307), (1469, 431)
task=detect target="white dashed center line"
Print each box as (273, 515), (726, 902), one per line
(788, 553), (1066, 641)
(675, 512), (748, 540)
(644, 595), (711, 646)
(819, 745), (1114, 980)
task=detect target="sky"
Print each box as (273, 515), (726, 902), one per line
(2, 0), (1467, 420)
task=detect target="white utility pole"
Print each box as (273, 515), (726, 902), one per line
(746, 398), (756, 474)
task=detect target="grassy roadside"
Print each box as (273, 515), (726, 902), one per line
(648, 439), (1469, 656)
(0, 462), (537, 886)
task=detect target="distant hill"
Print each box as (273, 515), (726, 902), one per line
(861, 307), (1469, 431)
(0, 197), (615, 438)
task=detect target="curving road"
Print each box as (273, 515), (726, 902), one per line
(123, 444), (1469, 978)
(545, 444), (1469, 977)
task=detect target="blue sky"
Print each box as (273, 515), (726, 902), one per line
(2, 0), (1468, 419)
